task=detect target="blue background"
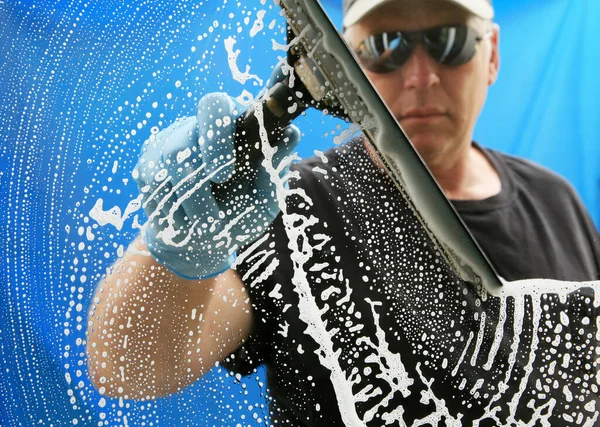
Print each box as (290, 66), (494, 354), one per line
(0, 0), (598, 425)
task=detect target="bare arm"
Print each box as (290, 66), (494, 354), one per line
(86, 236), (253, 400)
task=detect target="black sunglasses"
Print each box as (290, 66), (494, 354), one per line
(353, 25), (490, 73)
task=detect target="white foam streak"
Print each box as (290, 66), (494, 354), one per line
(506, 297), (542, 425)
(487, 295), (525, 408)
(224, 36), (263, 85)
(483, 296), (507, 371)
(89, 194), (143, 231)
(358, 298), (414, 425)
(249, 10), (266, 37)
(452, 332), (473, 377)
(470, 311), (486, 366)
(253, 101), (365, 426)
(500, 277), (600, 299)
(412, 363), (463, 426)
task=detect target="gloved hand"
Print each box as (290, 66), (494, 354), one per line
(133, 92), (301, 279)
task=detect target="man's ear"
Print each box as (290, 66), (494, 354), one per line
(488, 23), (501, 86)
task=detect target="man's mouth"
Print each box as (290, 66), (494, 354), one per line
(400, 108), (446, 121)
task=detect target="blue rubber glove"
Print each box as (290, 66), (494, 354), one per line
(133, 93), (301, 279)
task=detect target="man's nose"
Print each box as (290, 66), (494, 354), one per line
(402, 45), (441, 89)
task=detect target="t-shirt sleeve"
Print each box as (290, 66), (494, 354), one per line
(503, 153), (600, 279)
(560, 180), (600, 278)
(220, 320), (266, 376)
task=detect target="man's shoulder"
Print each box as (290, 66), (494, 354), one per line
(486, 148), (577, 197)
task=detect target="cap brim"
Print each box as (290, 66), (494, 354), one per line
(343, 0), (494, 28)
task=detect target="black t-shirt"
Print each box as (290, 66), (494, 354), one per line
(453, 142), (600, 281)
(224, 140), (600, 426)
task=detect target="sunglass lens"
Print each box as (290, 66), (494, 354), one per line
(424, 26), (475, 66)
(386, 35), (412, 69)
(423, 26), (449, 45)
(356, 33), (412, 73)
(423, 27), (453, 63)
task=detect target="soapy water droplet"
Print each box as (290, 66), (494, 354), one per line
(154, 168), (168, 182)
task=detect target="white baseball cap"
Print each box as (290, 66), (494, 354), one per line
(343, 0), (494, 28)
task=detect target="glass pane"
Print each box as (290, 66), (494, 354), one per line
(2, 0), (599, 426)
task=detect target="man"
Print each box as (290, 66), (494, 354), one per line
(87, 0), (600, 425)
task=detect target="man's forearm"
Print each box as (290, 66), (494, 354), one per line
(85, 237), (250, 399)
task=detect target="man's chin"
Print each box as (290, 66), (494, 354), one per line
(407, 134), (447, 153)
(400, 121), (448, 144)
(405, 134), (457, 166)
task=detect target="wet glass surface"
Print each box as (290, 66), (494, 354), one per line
(1, 0), (600, 425)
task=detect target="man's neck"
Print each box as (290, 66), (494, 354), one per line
(427, 143), (501, 201)
(362, 139), (501, 201)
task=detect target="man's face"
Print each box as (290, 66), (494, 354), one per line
(345, 0), (500, 168)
